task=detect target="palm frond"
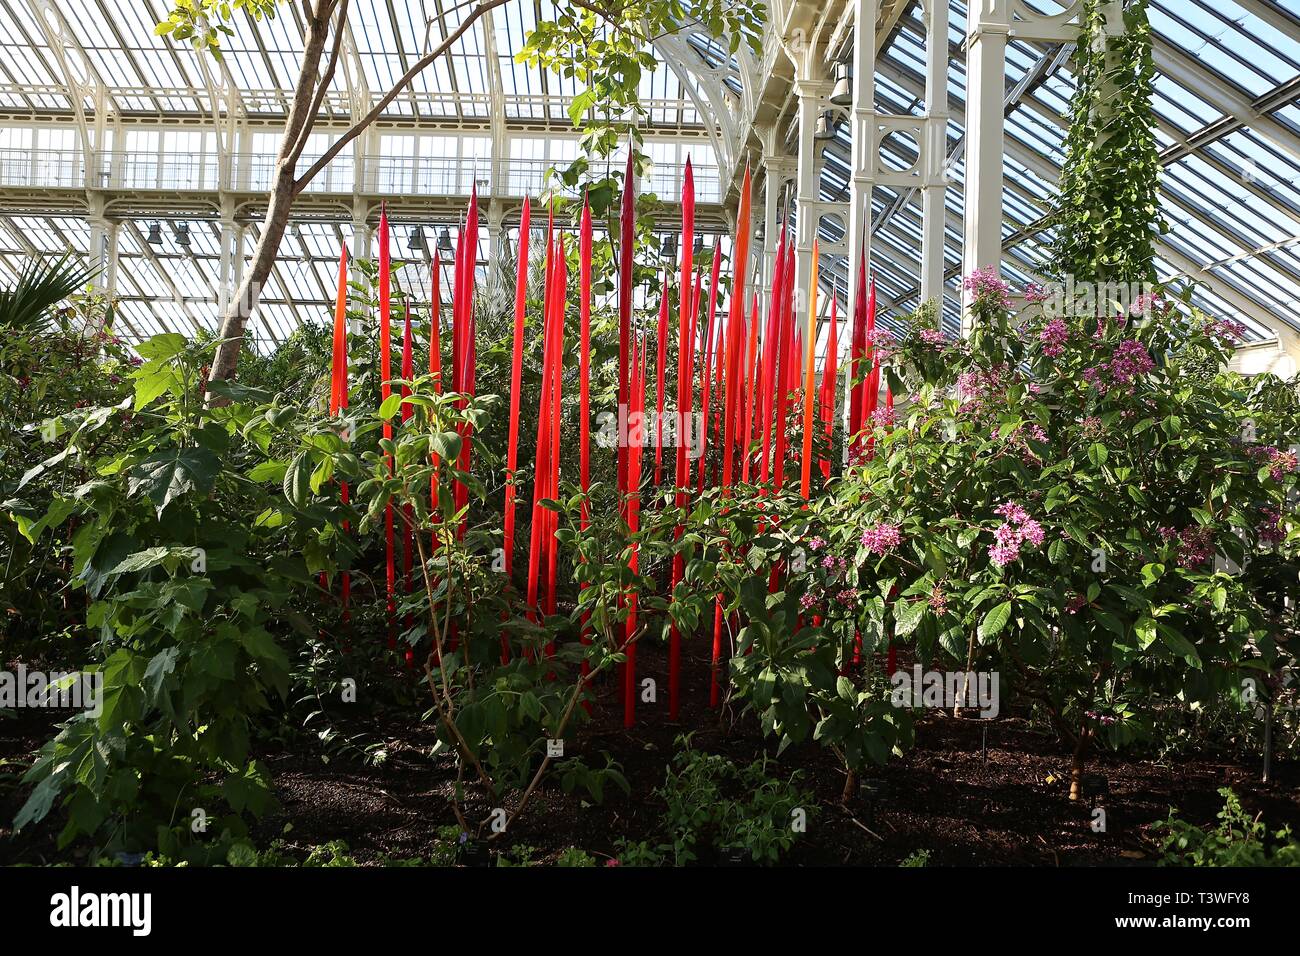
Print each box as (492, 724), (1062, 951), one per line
(0, 254), (98, 332)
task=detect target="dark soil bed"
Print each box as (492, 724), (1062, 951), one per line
(3, 638), (1297, 866)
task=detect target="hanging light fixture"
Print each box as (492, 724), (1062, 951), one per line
(662, 234), (678, 262)
(409, 225), (426, 253)
(830, 62), (853, 107)
(146, 222), (162, 245)
(814, 110), (838, 141)
(693, 235), (703, 254)
(437, 228), (453, 256)
(176, 223), (191, 248)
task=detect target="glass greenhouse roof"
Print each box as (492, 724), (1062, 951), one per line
(0, 0), (1296, 354)
(0, 0), (696, 123)
(811, 0), (1300, 345)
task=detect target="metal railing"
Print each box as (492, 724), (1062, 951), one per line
(0, 147), (722, 203)
(0, 147), (85, 188)
(0, 85), (706, 127)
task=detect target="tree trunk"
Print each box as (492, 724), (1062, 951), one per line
(209, 175), (300, 391)
(841, 769), (857, 804)
(207, 12), (332, 398)
(204, 1), (505, 398)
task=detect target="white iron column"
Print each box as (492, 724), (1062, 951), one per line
(794, 73), (830, 330)
(761, 151), (795, 304)
(920, 0), (950, 309)
(88, 216), (107, 288)
(845, 0), (878, 458)
(487, 200), (506, 287)
(218, 217), (237, 316)
(103, 220), (119, 298)
(352, 200), (370, 261)
(961, 1), (1010, 325)
(233, 225), (245, 290)
(351, 201), (370, 334)
(847, 0), (878, 318)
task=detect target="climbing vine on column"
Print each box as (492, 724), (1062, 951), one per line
(1055, 0), (1165, 285)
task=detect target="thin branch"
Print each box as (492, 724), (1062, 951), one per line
(287, 0), (349, 167)
(293, 0), (510, 195)
(410, 496), (496, 795)
(489, 622), (648, 839)
(422, 662), (497, 794)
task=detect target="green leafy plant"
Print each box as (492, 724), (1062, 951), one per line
(1055, 0), (1165, 283)
(0, 282), (136, 659)
(646, 735), (814, 865)
(1154, 788), (1300, 866)
(10, 334), (304, 858)
(154, 0), (280, 58)
(555, 846), (597, 867)
(853, 277), (1299, 799)
(518, 0), (764, 158)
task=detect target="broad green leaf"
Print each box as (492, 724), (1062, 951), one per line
(978, 601), (1012, 643)
(127, 446), (220, 516)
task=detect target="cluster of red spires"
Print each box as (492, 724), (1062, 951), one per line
(321, 151), (888, 725)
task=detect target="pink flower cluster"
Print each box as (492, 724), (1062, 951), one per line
(1158, 525), (1215, 569)
(1127, 293), (1164, 318)
(963, 268), (1013, 309)
(1259, 508), (1285, 546)
(821, 553), (848, 572)
(1082, 339), (1155, 390)
(861, 522), (902, 554)
(1024, 282), (1051, 305)
(1109, 339), (1156, 384)
(1039, 318), (1070, 358)
(928, 585), (949, 614)
(1203, 316), (1246, 344)
(864, 327), (896, 361)
(956, 364), (1009, 416)
(1249, 445), (1298, 481)
(871, 405), (896, 428)
(988, 502), (1045, 567)
(919, 328), (946, 346)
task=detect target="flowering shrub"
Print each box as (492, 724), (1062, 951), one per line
(832, 277), (1300, 797)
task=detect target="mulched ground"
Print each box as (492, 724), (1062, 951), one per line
(3, 639), (1297, 866)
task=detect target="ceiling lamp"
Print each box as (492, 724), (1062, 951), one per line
(437, 228), (454, 257)
(409, 225), (426, 253)
(694, 236), (704, 254)
(662, 234), (678, 261)
(814, 111), (838, 140)
(830, 62), (853, 107)
(146, 222), (162, 245)
(176, 223), (190, 248)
